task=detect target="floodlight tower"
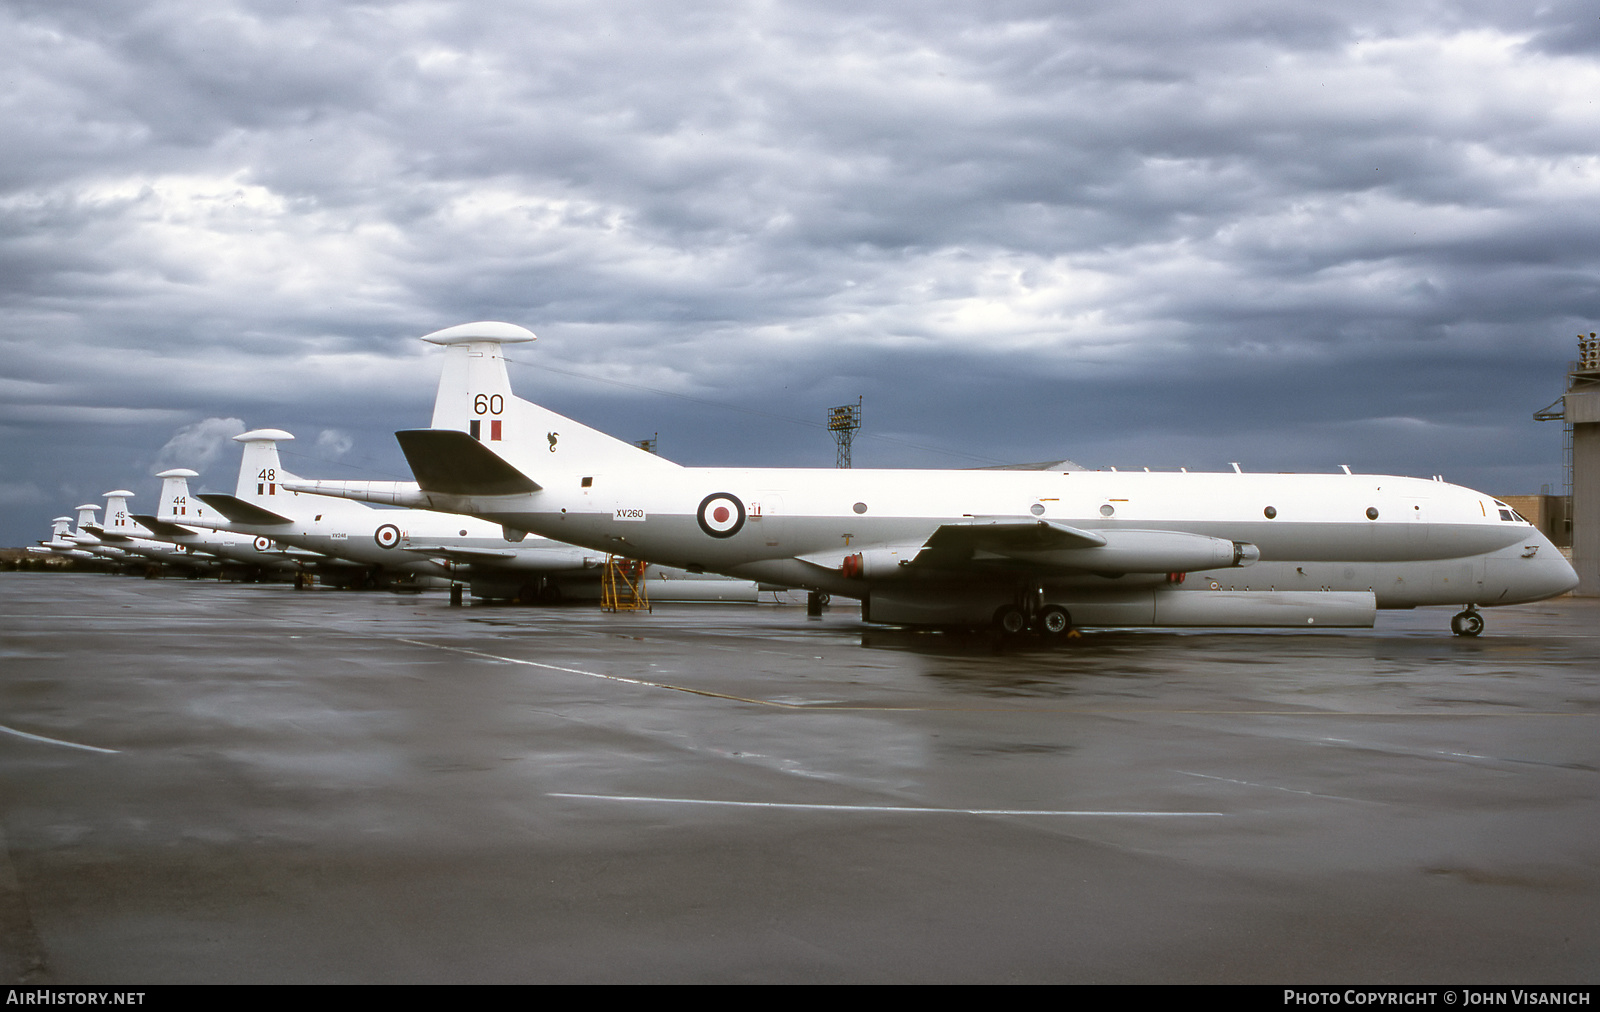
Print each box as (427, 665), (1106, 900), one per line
(1536, 332), (1600, 595)
(828, 397), (862, 469)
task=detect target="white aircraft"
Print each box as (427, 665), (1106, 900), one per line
(85, 490), (220, 573)
(127, 469), (308, 576)
(32, 516), (97, 560)
(193, 427), (756, 601)
(61, 503), (136, 563)
(182, 429), (471, 587)
(289, 322), (1579, 637)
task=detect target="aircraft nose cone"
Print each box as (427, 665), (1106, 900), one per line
(1543, 554), (1581, 598)
(1482, 535), (1579, 605)
(1515, 551), (1579, 603)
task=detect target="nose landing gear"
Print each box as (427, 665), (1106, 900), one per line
(1450, 608), (1484, 637)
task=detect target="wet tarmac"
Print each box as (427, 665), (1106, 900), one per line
(2, 572), (1598, 983)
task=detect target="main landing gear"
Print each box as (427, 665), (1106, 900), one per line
(1450, 607), (1484, 638)
(992, 601), (1077, 639)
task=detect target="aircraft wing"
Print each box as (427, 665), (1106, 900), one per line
(131, 514), (198, 539)
(405, 545), (520, 562)
(197, 494), (294, 526)
(923, 518), (1109, 555)
(286, 547), (349, 562)
(403, 543), (599, 572)
(816, 518), (1247, 577)
(395, 429), (542, 495)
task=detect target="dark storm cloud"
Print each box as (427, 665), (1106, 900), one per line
(2, 0), (1596, 543)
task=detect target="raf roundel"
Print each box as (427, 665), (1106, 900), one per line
(696, 493), (746, 538)
(374, 523), (402, 549)
(253, 536), (273, 552)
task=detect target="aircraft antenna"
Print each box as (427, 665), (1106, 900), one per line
(828, 398), (863, 468)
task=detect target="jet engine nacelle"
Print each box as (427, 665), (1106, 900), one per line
(840, 546), (921, 580)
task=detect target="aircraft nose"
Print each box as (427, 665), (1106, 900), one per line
(1480, 530), (1579, 605)
(1540, 553), (1581, 599)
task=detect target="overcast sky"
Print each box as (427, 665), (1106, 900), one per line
(3, 0), (1596, 546)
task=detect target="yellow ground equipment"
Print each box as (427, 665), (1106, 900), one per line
(601, 556), (651, 612)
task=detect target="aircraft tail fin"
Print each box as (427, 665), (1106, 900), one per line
(420, 322), (680, 478)
(424, 322), (533, 436)
(155, 468), (206, 522)
(102, 490), (141, 537)
(232, 429), (301, 501)
(73, 504), (98, 535)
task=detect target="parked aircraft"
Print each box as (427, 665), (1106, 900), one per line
(87, 490), (220, 573)
(287, 322), (1579, 636)
(194, 427), (755, 601)
(183, 429), (472, 587)
(61, 504), (136, 563)
(32, 516), (96, 560)
(128, 468), (307, 576)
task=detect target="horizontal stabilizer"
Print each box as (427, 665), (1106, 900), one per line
(198, 494), (294, 526)
(131, 515), (196, 538)
(396, 429), (542, 496)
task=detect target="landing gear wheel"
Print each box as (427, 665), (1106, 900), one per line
(993, 605), (1028, 635)
(1450, 609), (1484, 637)
(1038, 605), (1073, 636)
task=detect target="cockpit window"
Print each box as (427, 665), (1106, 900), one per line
(1498, 509), (1514, 521)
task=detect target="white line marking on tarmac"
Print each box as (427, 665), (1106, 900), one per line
(0, 723), (119, 754)
(1178, 770), (1359, 801)
(550, 793), (1224, 816)
(396, 638), (813, 706)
